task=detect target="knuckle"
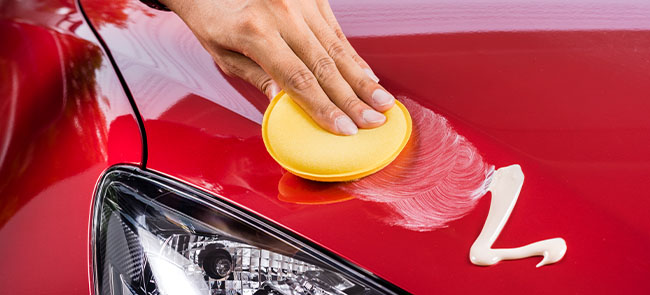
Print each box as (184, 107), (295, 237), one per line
(216, 58), (240, 77)
(257, 76), (274, 94)
(340, 96), (363, 112)
(202, 25), (219, 41)
(313, 102), (335, 120)
(219, 64), (236, 77)
(333, 27), (346, 40)
(239, 43), (255, 59)
(239, 35), (272, 58)
(350, 52), (363, 63)
(237, 12), (265, 35)
(311, 56), (337, 81)
(269, 0), (290, 12)
(353, 55), (370, 68)
(286, 68), (316, 91)
(224, 60), (243, 77)
(355, 76), (374, 90)
(325, 41), (348, 60)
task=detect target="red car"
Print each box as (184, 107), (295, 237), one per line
(1, 0), (649, 294)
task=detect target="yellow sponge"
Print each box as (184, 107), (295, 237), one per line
(262, 91), (412, 182)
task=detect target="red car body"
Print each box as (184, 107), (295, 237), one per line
(1, 0), (650, 293)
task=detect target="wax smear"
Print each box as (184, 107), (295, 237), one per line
(278, 98), (494, 231)
(337, 98), (494, 231)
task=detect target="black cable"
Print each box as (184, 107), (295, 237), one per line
(76, 0), (149, 168)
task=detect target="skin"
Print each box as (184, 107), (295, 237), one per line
(159, 0), (396, 135)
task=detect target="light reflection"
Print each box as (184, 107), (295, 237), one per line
(0, 2), (121, 227)
(278, 172), (354, 205)
(0, 62), (18, 172)
(330, 0), (650, 37)
(137, 228), (209, 295)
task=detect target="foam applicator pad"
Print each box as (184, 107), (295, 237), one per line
(262, 91), (412, 182)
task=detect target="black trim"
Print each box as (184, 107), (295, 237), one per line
(76, 0), (149, 168)
(92, 165), (410, 295)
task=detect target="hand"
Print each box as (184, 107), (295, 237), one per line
(160, 0), (396, 135)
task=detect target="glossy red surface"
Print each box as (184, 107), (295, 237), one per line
(82, 0), (650, 293)
(0, 0), (143, 293)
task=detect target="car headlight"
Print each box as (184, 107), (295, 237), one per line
(92, 166), (400, 295)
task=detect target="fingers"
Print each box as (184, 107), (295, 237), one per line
(214, 49), (280, 99)
(314, 0), (379, 81)
(197, 0), (394, 135)
(279, 18), (387, 129)
(302, 5), (395, 112)
(250, 35), (359, 135)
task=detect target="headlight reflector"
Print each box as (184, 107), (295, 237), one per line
(92, 167), (398, 295)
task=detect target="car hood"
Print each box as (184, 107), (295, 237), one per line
(82, 0), (650, 293)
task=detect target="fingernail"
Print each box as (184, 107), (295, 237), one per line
(268, 81), (281, 98)
(362, 109), (386, 124)
(364, 68), (380, 82)
(335, 116), (358, 135)
(372, 89), (395, 106)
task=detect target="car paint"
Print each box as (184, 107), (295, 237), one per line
(1, 0), (649, 294)
(79, 0), (650, 293)
(0, 0), (143, 293)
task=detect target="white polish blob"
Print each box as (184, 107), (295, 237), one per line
(470, 165), (567, 267)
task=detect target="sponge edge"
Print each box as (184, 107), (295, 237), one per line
(262, 91), (412, 182)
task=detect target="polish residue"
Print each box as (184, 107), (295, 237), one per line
(470, 165), (567, 267)
(339, 98), (494, 231)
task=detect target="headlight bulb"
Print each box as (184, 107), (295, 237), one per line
(200, 246), (233, 280)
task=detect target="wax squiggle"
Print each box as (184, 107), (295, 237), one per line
(340, 98), (493, 231)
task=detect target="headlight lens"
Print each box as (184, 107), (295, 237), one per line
(92, 167), (398, 295)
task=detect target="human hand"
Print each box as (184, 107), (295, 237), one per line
(159, 0), (396, 135)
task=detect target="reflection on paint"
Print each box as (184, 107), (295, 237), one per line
(278, 172), (354, 205)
